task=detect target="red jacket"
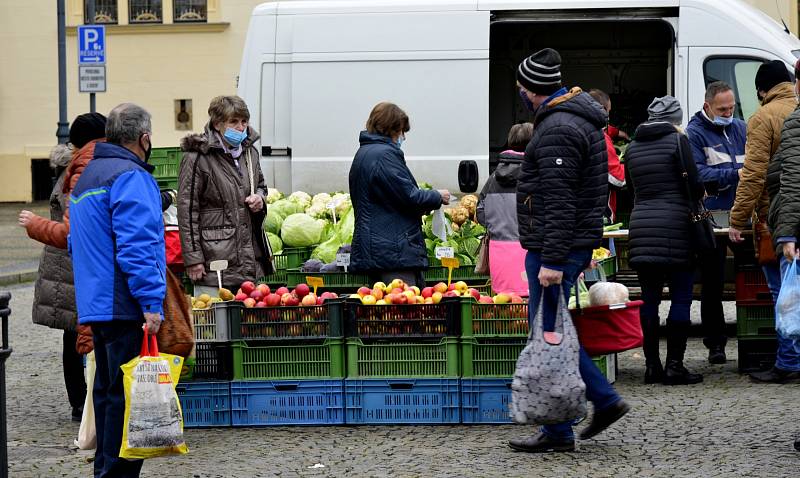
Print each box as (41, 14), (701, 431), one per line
(605, 133), (626, 222)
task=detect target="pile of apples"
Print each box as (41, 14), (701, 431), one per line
(233, 281), (338, 308)
(355, 279), (524, 305)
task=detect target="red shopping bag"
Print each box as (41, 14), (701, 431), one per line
(165, 225), (183, 268)
(570, 300), (644, 356)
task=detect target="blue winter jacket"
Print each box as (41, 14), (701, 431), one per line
(686, 111), (746, 211)
(68, 142), (166, 324)
(348, 131), (442, 272)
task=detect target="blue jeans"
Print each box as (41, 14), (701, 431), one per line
(638, 268), (694, 324)
(762, 258), (800, 372)
(525, 250), (622, 441)
(92, 321), (145, 478)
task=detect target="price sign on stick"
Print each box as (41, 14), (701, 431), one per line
(435, 247), (455, 259)
(306, 276), (324, 295)
(335, 253), (351, 273)
(441, 257), (460, 286)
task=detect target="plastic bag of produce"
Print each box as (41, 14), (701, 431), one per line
(777, 260), (800, 339)
(119, 329), (187, 459)
(588, 282), (630, 306)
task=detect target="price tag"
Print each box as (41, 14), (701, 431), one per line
(335, 253), (351, 272)
(435, 246), (455, 259)
(306, 276), (324, 295)
(441, 257), (460, 286)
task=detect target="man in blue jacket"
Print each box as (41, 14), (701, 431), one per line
(687, 81), (746, 365)
(69, 103), (166, 478)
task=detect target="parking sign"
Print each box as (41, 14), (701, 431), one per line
(78, 25), (105, 64)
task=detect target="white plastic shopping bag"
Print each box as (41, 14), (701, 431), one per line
(75, 351), (96, 450)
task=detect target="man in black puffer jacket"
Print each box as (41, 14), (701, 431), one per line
(508, 48), (629, 454)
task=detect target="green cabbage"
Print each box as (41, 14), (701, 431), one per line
(281, 213), (326, 247)
(264, 209), (283, 235)
(311, 209), (355, 263)
(270, 199), (304, 220)
(267, 232), (283, 254)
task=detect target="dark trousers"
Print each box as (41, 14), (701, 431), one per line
(92, 321), (144, 478)
(700, 240), (728, 348)
(63, 329), (87, 410)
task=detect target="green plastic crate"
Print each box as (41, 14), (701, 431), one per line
(592, 353), (617, 384)
(150, 147), (181, 180)
(584, 256), (617, 282)
(157, 177), (178, 191)
(736, 301), (775, 337)
(459, 298), (529, 339)
(424, 266), (490, 284)
(258, 253), (290, 286)
(460, 338), (526, 378)
(345, 337), (459, 378)
(283, 247), (314, 269)
(286, 268), (370, 289)
(231, 338), (345, 380)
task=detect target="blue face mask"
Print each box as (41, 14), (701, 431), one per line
(519, 89), (535, 113)
(397, 135), (405, 147)
(712, 115), (734, 127)
(223, 127), (247, 148)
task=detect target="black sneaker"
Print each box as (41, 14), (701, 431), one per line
(708, 346), (727, 365)
(579, 399), (631, 440)
(749, 367), (800, 384)
(795, 436), (800, 452)
(662, 360), (703, 385)
(508, 433), (575, 453)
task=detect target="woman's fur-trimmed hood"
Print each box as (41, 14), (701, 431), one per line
(181, 123), (260, 154)
(49, 144), (73, 169)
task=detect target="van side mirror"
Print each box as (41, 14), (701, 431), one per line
(458, 160), (479, 193)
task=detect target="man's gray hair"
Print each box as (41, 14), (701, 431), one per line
(705, 81), (733, 102)
(106, 103), (152, 145)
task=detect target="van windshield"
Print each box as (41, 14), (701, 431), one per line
(793, 49), (800, 59)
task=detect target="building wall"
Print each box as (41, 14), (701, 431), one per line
(0, 0), (798, 202)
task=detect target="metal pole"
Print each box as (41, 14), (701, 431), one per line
(87, 0), (96, 113)
(0, 291), (12, 478)
(56, 0), (69, 144)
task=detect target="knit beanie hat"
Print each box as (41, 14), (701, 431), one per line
(69, 112), (107, 149)
(647, 96), (683, 124)
(755, 60), (791, 94)
(517, 48), (563, 96)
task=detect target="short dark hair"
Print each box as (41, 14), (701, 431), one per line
(588, 89), (611, 109)
(365, 102), (410, 137)
(507, 123), (534, 152)
(705, 81), (733, 102)
(208, 95), (250, 127)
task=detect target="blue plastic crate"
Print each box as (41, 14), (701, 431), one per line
(176, 381), (231, 428)
(345, 378), (460, 425)
(460, 378), (512, 424)
(230, 380), (345, 426)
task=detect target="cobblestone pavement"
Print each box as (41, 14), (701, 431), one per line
(4, 282), (798, 477)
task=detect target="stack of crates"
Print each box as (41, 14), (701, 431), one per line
(458, 297), (616, 424)
(423, 258), (490, 285)
(736, 265), (777, 372)
(150, 147), (182, 190)
(343, 297), (461, 424)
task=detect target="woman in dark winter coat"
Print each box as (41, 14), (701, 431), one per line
(476, 123), (533, 296)
(626, 96), (705, 386)
(17, 113), (106, 421)
(349, 102), (450, 287)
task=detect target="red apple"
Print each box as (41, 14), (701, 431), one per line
(241, 281), (256, 295)
(275, 286), (290, 296)
(317, 297), (324, 305)
(255, 301), (267, 308)
(443, 291), (459, 298)
(357, 286), (372, 298)
(421, 287), (434, 299)
(447, 283), (456, 292)
(234, 292), (248, 301)
(243, 298), (256, 308)
(285, 295), (300, 307)
(257, 283), (270, 296)
(468, 288), (480, 301)
(390, 288), (404, 295)
(280, 293), (293, 306)
(393, 293), (407, 304)
(249, 290), (264, 301)
(479, 296), (494, 304)
(265, 293), (281, 307)
(371, 287), (384, 300)
(511, 295), (524, 304)
(301, 293), (317, 306)
(433, 282), (448, 294)
(295, 283), (311, 298)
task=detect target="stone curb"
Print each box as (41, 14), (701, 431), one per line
(0, 270), (38, 287)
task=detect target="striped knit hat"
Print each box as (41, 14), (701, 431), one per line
(517, 48), (563, 96)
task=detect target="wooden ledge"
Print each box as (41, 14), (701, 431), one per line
(67, 22), (229, 35)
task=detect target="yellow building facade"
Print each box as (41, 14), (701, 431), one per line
(0, 0), (798, 202)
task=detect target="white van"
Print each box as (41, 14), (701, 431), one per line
(238, 0), (800, 194)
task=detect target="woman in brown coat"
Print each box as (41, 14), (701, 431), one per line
(178, 95), (271, 290)
(18, 113), (106, 421)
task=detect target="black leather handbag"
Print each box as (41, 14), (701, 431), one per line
(675, 135), (716, 252)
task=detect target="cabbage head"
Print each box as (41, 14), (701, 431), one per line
(270, 199), (304, 220)
(264, 209), (283, 235)
(266, 188), (284, 204)
(281, 213), (326, 247)
(267, 232), (283, 254)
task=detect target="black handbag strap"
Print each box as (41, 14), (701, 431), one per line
(673, 134), (704, 217)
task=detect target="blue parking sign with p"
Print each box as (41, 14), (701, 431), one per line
(78, 25), (105, 64)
